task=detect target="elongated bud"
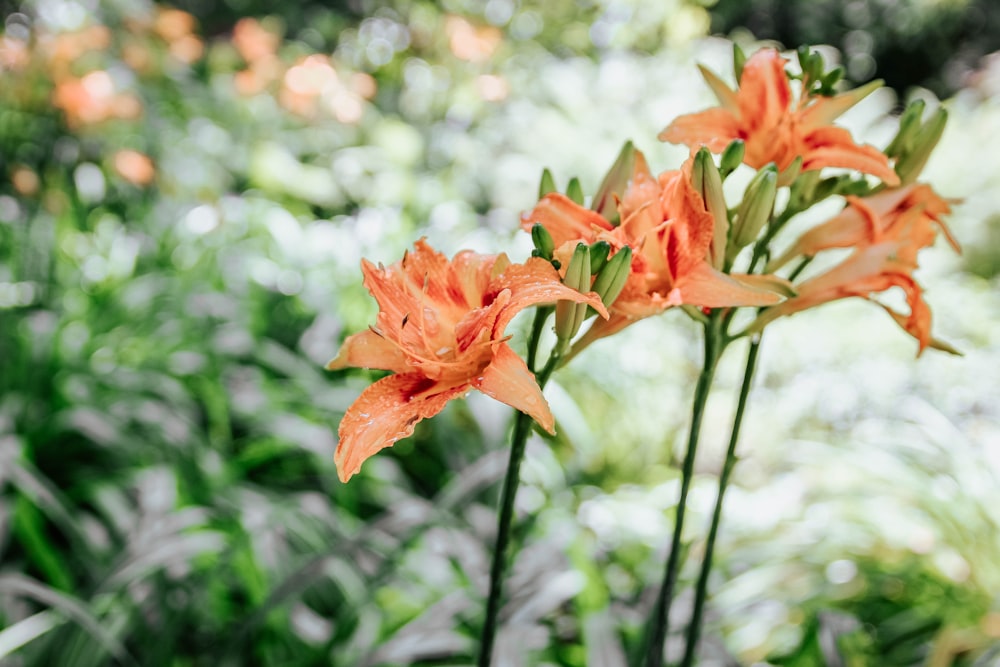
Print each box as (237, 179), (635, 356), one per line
(590, 245), (632, 308)
(539, 168), (557, 199)
(566, 177), (585, 205)
(788, 169), (821, 209)
(733, 43), (746, 83)
(554, 243), (591, 342)
(895, 107), (947, 185)
(885, 99), (926, 158)
(592, 141), (636, 224)
(777, 155), (802, 187)
(589, 241), (611, 274)
(719, 139), (745, 177)
(730, 165), (777, 252)
(693, 148), (728, 269)
(531, 223), (555, 260)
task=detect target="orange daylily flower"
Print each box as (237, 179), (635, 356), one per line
(659, 49), (899, 185)
(750, 192), (958, 353)
(521, 151), (785, 345)
(328, 240), (608, 482)
(767, 183), (958, 271)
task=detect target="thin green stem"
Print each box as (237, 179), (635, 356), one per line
(526, 306), (552, 372)
(478, 314), (558, 667)
(680, 336), (762, 666)
(642, 314), (724, 667)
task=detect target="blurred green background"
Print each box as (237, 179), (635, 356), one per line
(1, 0), (999, 665)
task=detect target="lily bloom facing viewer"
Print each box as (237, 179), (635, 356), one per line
(328, 239), (607, 482)
(659, 48), (900, 186)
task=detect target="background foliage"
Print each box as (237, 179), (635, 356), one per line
(1, 0), (999, 665)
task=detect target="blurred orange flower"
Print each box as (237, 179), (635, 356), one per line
(41, 25), (111, 76)
(522, 151), (785, 344)
(328, 240), (607, 482)
(151, 9), (203, 64)
(445, 15), (501, 63)
(113, 150), (156, 186)
(233, 17), (280, 64)
(52, 70), (142, 127)
(751, 191), (958, 353)
(659, 49), (899, 184)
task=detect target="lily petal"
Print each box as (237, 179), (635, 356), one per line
(658, 108), (740, 152)
(737, 49), (791, 135)
(801, 126), (900, 185)
(521, 194), (614, 249)
(327, 328), (410, 373)
(490, 257), (609, 336)
(335, 373), (470, 482)
(697, 64), (740, 112)
(674, 261), (786, 308)
(471, 342), (554, 433)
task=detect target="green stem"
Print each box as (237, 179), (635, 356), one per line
(642, 314), (724, 667)
(680, 336), (762, 667)
(478, 316), (558, 667)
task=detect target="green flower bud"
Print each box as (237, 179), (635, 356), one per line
(733, 43), (747, 83)
(591, 245), (632, 308)
(591, 141), (637, 224)
(538, 168), (557, 199)
(531, 223), (555, 260)
(566, 177), (585, 205)
(885, 99), (926, 158)
(589, 241), (611, 274)
(788, 169), (821, 209)
(777, 155), (802, 187)
(719, 139), (745, 177)
(554, 243), (591, 342)
(693, 147), (728, 269)
(895, 107), (947, 186)
(730, 165), (777, 252)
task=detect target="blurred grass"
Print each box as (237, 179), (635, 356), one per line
(1, 0), (999, 665)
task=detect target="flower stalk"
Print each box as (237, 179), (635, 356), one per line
(642, 310), (725, 667)
(680, 335), (762, 667)
(478, 307), (562, 667)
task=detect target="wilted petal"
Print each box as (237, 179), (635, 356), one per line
(879, 304), (960, 356)
(471, 342), (554, 433)
(335, 374), (469, 482)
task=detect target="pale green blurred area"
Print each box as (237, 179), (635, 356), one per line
(1, 0), (1000, 664)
